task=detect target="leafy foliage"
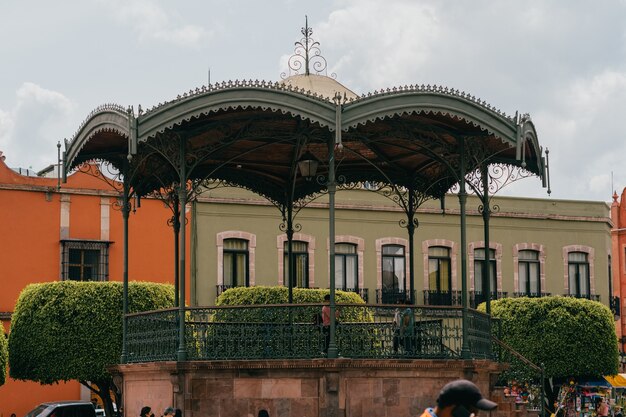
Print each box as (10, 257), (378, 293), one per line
(216, 286), (369, 322)
(216, 286), (365, 305)
(0, 326), (7, 386)
(9, 281), (174, 383)
(484, 296), (619, 379)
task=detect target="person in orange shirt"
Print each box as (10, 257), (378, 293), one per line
(419, 380), (498, 417)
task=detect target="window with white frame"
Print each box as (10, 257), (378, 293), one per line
(518, 250), (540, 295)
(335, 243), (358, 290)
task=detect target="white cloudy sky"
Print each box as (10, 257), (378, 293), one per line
(1, 0), (625, 202)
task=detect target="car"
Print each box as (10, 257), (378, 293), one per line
(24, 401), (97, 417)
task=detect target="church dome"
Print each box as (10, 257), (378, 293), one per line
(280, 74), (358, 100)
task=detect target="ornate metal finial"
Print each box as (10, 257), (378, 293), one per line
(281, 16), (332, 78)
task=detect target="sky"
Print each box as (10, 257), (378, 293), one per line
(1, 0), (625, 202)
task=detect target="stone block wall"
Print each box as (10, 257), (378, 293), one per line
(111, 359), (509, 417)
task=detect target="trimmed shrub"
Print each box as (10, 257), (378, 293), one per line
(216, 286), (368, 322)
(0, 326), (7, 386)
(198, 286), (373, 359)
(484, 296), (618, 379)
(8, 280), (174, 415)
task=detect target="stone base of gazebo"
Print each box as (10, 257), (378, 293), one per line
(110, 358), (513, 417)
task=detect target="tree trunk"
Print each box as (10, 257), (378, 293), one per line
(81, 379), (120, 417)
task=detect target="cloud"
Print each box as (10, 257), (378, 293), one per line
(0, 83), (75, 170)
(102, 0), (211, 47)
(534, 69), (626, 200)
(312, 0), (441, 92)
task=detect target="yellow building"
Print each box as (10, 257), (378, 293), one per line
(192, 185), (612, 308)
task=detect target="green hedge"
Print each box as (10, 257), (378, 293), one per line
(195, 286), (374, 359)
(216, 286), (369, 322)
(9, 281), (174, 384)
(0, 326), (7, 386)
(483, 296), (618, 379)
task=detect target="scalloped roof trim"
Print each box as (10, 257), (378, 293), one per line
(140, 80), (514, 122)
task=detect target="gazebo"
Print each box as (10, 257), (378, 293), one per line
(63, 21), (548, 417)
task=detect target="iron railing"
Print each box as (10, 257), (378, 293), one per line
(512, 292), (552, 298)
(491, 323), (546, 417)
(342, 287), (369, 303)
(611, 296), (621, 318)
(422, 290), (462, 306)
(561, 293), (601, 301)
(125, 304), (494, 362)
(469, 291), (508, 308)
(376, 289), (415, 304)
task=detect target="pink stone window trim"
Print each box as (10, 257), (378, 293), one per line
(468, 241), (503, 292)
(326, 235), (365, 288)
(562, 244), (595, 294)
(421, 239), (458, 291)
(216, 231), (257, 286)
(512, 243), (546, 293)
(376, 237), (409, 290)
(277, 233), (316, 287)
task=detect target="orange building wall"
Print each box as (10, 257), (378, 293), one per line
(611, 189), (626, 366)
(0, 159), (190, 417)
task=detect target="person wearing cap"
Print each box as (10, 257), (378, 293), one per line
(420, 379), (498, 417)
(163, 407), (175, 417)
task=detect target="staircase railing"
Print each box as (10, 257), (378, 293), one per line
(492, 334), (546, 417)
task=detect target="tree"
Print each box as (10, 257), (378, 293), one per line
(0, 324), (7, 386)
(9, 281), (174, 417)
(484, 297), (619, 413)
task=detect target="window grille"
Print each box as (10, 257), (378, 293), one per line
(61, 240), (110, 281)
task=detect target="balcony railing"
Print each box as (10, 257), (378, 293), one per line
(125, 304), (494, 362)
(375, 289), (415, 304)
(341, 288), (369, 303)
(562, 293), (601, 301)
(512, 292), (552, 298)
(469, 291), (508, 309)
(611, 296), (621, 318)
(422, 290), (462, 306)
(216, 284), (235, 296)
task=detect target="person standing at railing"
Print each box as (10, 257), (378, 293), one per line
(400, 300), (415, 355)
(392, 300), (402, 354)
(322, 294), (339, 355)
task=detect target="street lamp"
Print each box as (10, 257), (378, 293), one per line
(297, 151), (319, 180)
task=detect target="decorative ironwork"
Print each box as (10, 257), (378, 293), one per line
(422, 290), (463, 306)
(562, 293), (601, 302)
(278, 220), (302, 234)
(126, 304), (495, 362)
(376, 289), (415, 304)
(281, 16), (335, 79)
(512, 292), (551, 298)
(469, 291), (508, 309)
(466, 163), (538, 197)
(611, 296), (621, 318)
